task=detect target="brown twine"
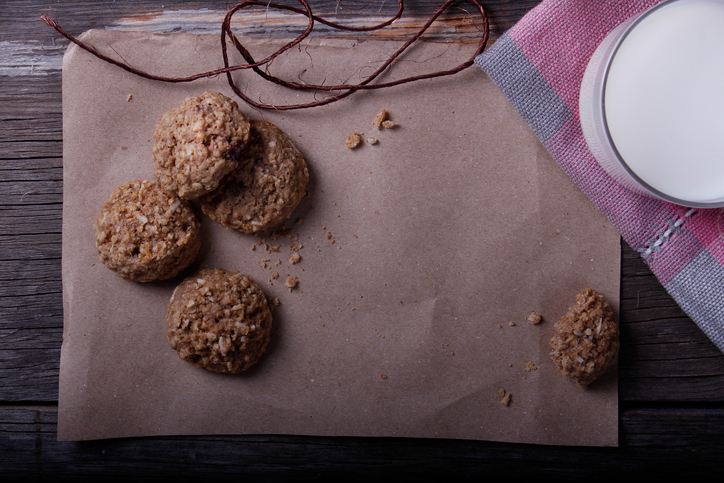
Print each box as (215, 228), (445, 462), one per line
(40, 0), (489, 110)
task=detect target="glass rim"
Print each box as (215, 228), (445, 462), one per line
(599, 0), (724, 208)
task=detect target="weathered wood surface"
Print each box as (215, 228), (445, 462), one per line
(2, 0), (724, 479)
(1, 406), (723, 479)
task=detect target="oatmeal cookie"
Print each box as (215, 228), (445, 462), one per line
(167, 268), (273, 374)
(199, 120), (309, 233)
(152, 91), (251, 199)
(550, 288), (619, 386)
(93, 180), (201, 282)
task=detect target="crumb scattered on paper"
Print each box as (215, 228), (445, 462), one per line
(346, 132), (362, 149)
(372, 109), (398, 130)
(326, 230), (335, 244)
(527, 311), (542, 324)
(499, 388), (511, 406)
(285, 276), (299, 291)
(372, 109), (387, 129)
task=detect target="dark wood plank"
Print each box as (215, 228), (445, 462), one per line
(0, 180), (62, 206)
(0, 206), (62, 238)
(1, 407), (723, 479)
(0, 348), (61, 402)
(1, 140), (63, 160)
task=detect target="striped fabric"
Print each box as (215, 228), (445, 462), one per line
(475, 0), (724, 352)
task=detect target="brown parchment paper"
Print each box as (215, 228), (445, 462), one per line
(59, 30), (621, 445)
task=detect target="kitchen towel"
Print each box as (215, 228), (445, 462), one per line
(476, 0), (724, 352)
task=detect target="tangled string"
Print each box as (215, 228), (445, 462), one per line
(41, 0), (489, 110)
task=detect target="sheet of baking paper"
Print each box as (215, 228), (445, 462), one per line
(60, 30), (620, 445)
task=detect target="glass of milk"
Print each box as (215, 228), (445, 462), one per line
(579, 0), (724, 207)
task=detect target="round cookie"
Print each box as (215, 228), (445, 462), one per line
(152, 91), (251, 199)
(93, 180), (201, 282)
(167, 268), (273, 374)
(199, 120), (309, 233)
(550, 288), (619, 386)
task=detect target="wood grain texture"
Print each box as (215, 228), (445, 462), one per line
(0, 407), (722, 479)
(2, 0), (724, 479)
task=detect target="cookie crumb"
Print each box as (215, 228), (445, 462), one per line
(346, 132), (362, 149)
(380, 374), (388, 380)
(372, 109), (387, 129)
(508, 320), (516, 326)
(381, 120), (397, 129)
(527, 311), (542, 325)
(289, 252), (301, 264)
(285, 276), (299, 291)
(126, 94), (133, 102)
(525, 361), (537, 372)
(499, 388), (511, 406)
(366, 137), (378, 145)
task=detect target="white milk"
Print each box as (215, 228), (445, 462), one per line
(603, 0), (724, 204)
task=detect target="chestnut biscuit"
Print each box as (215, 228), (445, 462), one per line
(199, 120), (309, 233)
(152, 91), (251, 199)
(93, 180), (201, 282)
(550, 288), (619, 386)
(167, 268), (273, 374)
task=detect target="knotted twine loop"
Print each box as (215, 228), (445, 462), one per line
(41, 0), (489, 110)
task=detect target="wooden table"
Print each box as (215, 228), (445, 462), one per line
(2, 0), (723, 479)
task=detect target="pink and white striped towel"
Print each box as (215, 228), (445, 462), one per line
(476, 0), (724, 352)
